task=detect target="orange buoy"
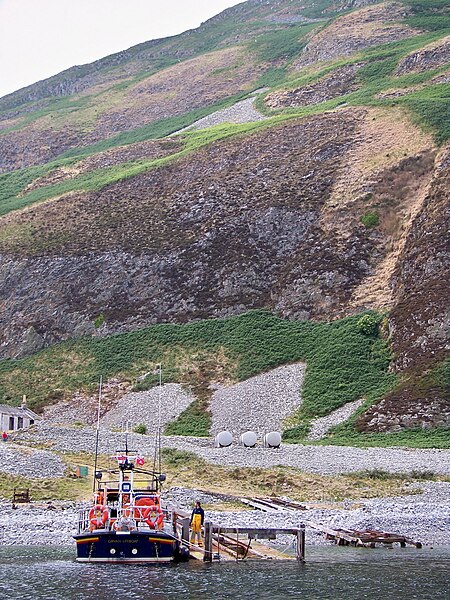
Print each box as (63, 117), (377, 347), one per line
(89, 505), (109, 531)
(143, 505), (164, 530)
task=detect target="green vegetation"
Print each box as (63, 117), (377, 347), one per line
(249, 23), (319, 62)
(164, 397), (211, 437)
(348, 468), (439, 481)
(0, 163), (59, 209)
(401, 0), (450, 31)
(321, 426), (450, 449)
(402, 84), (450, 145)
(93, 314), (105, 329)
(0, 310), (398, 441)
(254, 67), (289, 89)
(308, 358), (450, 448)
(360, 211), (380, 228)
(161, 448), (197, 467)
(133, 423), (148, 435)
(356, 314), (380, 336)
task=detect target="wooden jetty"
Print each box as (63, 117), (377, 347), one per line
(172, 508), (306, 563)
(307, 521), (422, 548)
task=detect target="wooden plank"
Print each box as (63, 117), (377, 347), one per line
(307, 521), (422, 548)
(239, 498), (278, 512)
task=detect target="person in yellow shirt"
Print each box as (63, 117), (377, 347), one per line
(190, 501), (205, 547)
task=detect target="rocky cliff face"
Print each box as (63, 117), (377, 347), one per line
(0, 111), (368, 356)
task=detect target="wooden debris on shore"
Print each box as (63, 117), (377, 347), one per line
(240, 497), (307, 512)
(307, 520), (422, 548)
(12, 488), (30, 507)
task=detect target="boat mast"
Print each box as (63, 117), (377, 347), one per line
(92, 375), (103, 493)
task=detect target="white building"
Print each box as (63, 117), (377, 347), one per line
(0, 399), (40, 431)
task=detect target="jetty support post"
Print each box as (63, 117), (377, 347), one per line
(296, 525), (305, 563)
(203, 521), (213, 562)
(180, 517), (190, 548)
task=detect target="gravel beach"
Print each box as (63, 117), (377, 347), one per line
(5, 423), (449, 549)
(1, 481), (448, 548)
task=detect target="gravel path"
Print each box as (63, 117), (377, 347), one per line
(0, 443), (65, 478)
(308, 399), (363, 440)
(177, 97), (267, 133)
(11, 423), (450, 477)
(210, 364), (305, 436)
(100, 384), (194, 432)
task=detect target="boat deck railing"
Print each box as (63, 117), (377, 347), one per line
(76, 504), (175, 535)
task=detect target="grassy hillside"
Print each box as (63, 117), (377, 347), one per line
(0, 310), (446, 447)
(1, 18), (448, 217)
(0, 310), (394, 437)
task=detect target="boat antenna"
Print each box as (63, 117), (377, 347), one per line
(125, 420), (129, 455)
(92, 375), (103, 493)
(152, 363), (162, 477)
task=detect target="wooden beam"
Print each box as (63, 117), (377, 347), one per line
(203, 521), (213, 562)
(296, 526), (305, 563)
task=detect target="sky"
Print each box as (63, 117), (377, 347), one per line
(0, 0), (243, 98)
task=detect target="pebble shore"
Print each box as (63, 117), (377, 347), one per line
(4, 422), (449, 549)
(1, 481), (448, 547)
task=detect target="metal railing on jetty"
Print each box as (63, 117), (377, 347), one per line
(172, 507), (306, 563)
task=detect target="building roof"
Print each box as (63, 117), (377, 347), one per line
(0, 404), (40, 419)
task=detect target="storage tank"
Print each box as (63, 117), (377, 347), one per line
(215, 431), (233, 447)
(239, 431), (257, 448)
(264, 431), (282, 448)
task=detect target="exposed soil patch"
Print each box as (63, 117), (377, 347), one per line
(320, 107), (435, 312)
(388, 146), (450, 373)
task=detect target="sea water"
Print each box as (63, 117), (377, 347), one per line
(0, 545), (449, 599)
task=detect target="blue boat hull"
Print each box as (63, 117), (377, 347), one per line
(74, 530), (185, 563)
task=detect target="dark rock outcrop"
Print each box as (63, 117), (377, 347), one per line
(0, 112), (382, 357)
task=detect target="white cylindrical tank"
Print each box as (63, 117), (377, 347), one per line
(240, 431), (257, 448)
(215, 431), (233, 447)
(264, 431), (282, 448)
